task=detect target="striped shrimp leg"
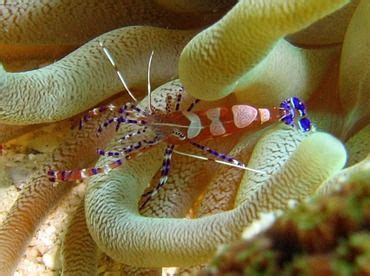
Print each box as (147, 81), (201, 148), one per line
(140, 144), (175, 209)
(97, 103), (148, 133)
(47, 158), (128, 182)
(118, 127), (148, 143)
(184, 141), (264, 174)
(77, 104), (119, 130)
(97, 135), (161, 158)
(48, 137), (161, 182)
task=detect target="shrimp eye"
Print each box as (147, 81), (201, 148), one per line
(298, 117), (312, 132)
(292, 97), (306, 116)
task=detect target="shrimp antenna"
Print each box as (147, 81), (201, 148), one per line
(173, 150), (266, 174)
(147, 50), (154, 114)
(99, 41), (138, 103)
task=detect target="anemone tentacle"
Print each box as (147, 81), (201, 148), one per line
(0, 109), (116, 275)
(0, 0), (228, 62)
(0, 27), (196, 125)
(179, 0), (350, 100)
(340, 0), (370, 138)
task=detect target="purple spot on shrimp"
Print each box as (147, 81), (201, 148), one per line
(292, 97), (306, 116)
(298, 117), (312, 132)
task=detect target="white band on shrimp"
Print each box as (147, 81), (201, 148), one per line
(206, 108), (226, 136)
(182, 111), (202, 139)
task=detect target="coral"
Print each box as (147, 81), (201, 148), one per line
(0, 0), (369, 274)
(204, 160), (370, 275)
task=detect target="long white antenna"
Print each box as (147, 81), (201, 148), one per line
(173, 150), (266, 174)
(150, 122), (204, 129)
(99, 41), (137, 103)
(147, 50), (154, 114)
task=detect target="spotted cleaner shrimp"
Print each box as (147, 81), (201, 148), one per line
(48, 43), (313, 207)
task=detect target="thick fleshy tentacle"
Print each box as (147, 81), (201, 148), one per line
(339, 0), (370, 138)
(154, 0), (236, 14)
(0, 0), (227, 62)
(345, 123), (370, 166)
(306, 58), (345, 136)
(141, 136), (239, 217)
(287, 0), (359, 46)
(85, 126), (346, 267)
(61, 199), (98, 275)
(195, 129), (267, 216)
(62, 141), (236, 275)
(0, 112), (115, 275)
(317, 156), (370, 195)
(0, 26), (196, 125)
(179, 0), (349, 101)
(233, 42), (340, 107)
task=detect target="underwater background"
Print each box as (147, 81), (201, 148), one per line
(0, 0), (369, 275)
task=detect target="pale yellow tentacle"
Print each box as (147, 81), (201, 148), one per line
(195, 129), (266, 216)
(0, 112), (115, 275)
(0, 0), (221, 61)
(154, 0), (235, 14)
(287, 0), (359, 46)
(346, 123), (370, 166)
(0, 27), (196, 125)
(61, 199), (98, 276)
(143, 137), (239, 217)
(340, 0), (370, 138)
(236, 129), (346, 209)
(85, 111), (346, 267)
(233, 42), (339, 106)
(317, 155), (370, 195)
(307, 59), (345, 136)
(179, 0), (349, 100)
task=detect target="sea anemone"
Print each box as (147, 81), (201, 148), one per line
(0, 0), (368, 274)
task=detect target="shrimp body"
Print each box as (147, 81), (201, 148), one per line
(48, 96), (311, 183)
(147, 105), (284, 145)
